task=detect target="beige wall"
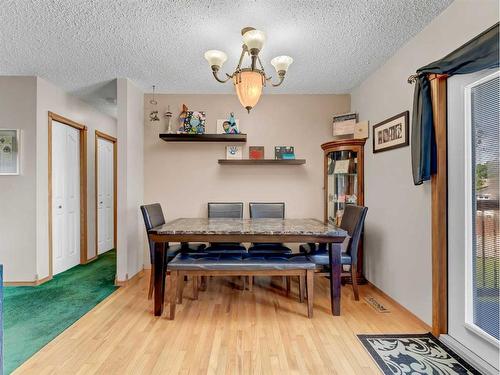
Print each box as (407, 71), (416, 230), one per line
(117, 78), (144, 281)
(143, 94), (350, 265)
(0, 77), (38, 281)
(350, 0), (499, 324)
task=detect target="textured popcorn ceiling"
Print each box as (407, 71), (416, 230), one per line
(0, 0), (452, 97)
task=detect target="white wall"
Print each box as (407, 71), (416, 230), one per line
(143, 94), (350, 266)
(0, 77), (37, 282)
(350, 0), (499, 324)
(117, 78), (144, 281)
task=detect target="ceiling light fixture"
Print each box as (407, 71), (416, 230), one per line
(204, 27), (293, 113)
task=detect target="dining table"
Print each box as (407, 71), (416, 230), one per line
(148, 218), (349, 317)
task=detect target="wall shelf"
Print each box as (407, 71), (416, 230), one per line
(218, 159), (306, 165)
(159, 133), (247, 143)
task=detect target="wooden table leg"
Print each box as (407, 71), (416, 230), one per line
(299, 275), (305, 303)
(170, 270), (178, 320)
(154, 242), (167, 316)
(306, 270), (314, 318)
(193, 276), (199, 300)
(178, 272), (184, 304)
(328, 242), (342, 316)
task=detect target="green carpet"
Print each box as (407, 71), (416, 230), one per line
(3, 250), (118, 374)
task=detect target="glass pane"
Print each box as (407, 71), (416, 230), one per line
(327, 150), (358, 225)
(471, 75), (499, 340)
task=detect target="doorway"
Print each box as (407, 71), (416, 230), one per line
(48, 112), (88, 276)
(446, 69), (499, 371)
(95, 130), (117, 256)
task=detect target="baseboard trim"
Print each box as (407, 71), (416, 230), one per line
(4, 275), (52, 286)
(115, 269), (144, 286)
(84, 255), (99, 264)
(367, 281), (432, 332)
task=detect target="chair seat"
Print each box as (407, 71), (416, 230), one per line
(306, 252), (352, 265)
(204, 243), (247, 254)
(168, 253), (315, 271)
(248, 243), (292, 254)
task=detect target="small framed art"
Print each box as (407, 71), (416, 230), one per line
(372, 111), (409, 153)
(226, 145), (242, 159)
(249, 146), (264, 160)
(0, 129), (20, 175)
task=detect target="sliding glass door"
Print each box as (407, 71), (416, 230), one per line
(447, 69), (499, 372)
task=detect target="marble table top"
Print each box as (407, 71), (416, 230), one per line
(149, 218), (348, 238)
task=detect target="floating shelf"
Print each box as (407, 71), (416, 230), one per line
(159, 133), (247, 142)
(218, 159), (306, 165)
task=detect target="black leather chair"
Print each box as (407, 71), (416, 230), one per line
(205, 202), (246, 253)
(299, 204), (368, 300)
(140, 203), (206, 299)
(248, 202), (292, 254)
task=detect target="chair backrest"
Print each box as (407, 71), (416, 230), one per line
(249, 202), (285, 219)
(339, 205), (368, 263)
(208, 202), (243, 219)
(140, 203), (166, 263)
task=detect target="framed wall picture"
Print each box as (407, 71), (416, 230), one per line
(0, 129), (20, 175)
(332, 112), (357, 139)
(225, 145), (242, 159)
(372, 111), (409, 153)
(249, 146), (264, 160)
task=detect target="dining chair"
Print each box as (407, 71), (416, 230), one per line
(140, 203), (206, 299)
(248, 202), (292, 254)
(205, 202), (247, 253)
(299, 204), (368, 300)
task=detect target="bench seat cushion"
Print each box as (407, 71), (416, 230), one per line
(168, 253), (315, 271)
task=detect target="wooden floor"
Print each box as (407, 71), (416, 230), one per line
(15, 271), (429, 374)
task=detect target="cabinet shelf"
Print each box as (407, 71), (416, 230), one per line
(159, 133), (247, 143)
(218, 159), (306, 165)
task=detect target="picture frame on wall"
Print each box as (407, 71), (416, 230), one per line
(225, 145), (242, 159)
(332, 112), (357, 139)
(0, 129), (20, 175)
(372, 111), (409, 153)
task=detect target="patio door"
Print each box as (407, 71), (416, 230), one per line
(447, 69), (499, 372)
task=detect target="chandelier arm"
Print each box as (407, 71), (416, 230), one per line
(271, 74), (285, 87)
(212, 68), (232, 83)
(235, 46), (247, 71)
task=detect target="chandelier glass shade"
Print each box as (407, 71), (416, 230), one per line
(204, 27), (293, 113)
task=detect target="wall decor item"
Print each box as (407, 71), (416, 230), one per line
(275, 146), (295, 160)
(0, 129), (19, 175)
(164, 105), (173, 133)
(332, 112), (357, 138)
(354, 121), (369, 139)
(226, 145), (242, 159)
(149, 85), (160, 122)
(217, 112), (240, 134)
(249, 146), (264, 160)
(204, 27), (293, 113)
(372, 111), (409, 153)
(183, 110), (206, 134)
(178, 104), (189, 133)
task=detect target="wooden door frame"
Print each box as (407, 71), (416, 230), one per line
(94, 130), (117, 260)
(429, 74), (448, 337)
(48, 111), (88, 277)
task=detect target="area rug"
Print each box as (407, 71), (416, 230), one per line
(3, 250), (117, 374)
(358, 333), (480, 375)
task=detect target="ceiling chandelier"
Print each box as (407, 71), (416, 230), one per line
(204, 27), (293, 113)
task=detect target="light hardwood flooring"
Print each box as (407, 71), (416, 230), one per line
(15, 271), (429, 374)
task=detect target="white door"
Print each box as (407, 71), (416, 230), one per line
(52, 121), (81, 275)
(97, 137), (114, 254)
(447, 69), (499, 372)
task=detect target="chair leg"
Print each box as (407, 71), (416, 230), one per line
(286, 276), (291, 295)
(248, 275), (253, 292)
(306, 270), (314, 318)
(200, 276), (207, 291)
(148, 264), (155, 300)
(193, 276), (199, 300)
(178, 273), (184, 304)
(170, 271), (178, 320)
(299, 275), (305, 303)
(351, 264), (359, 301)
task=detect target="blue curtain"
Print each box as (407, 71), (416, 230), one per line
(411, 22), (499, 185)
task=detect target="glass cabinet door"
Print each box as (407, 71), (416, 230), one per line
(327, 150), (358, 225)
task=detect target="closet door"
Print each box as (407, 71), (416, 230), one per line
(97, 137), (114, 254)
(52, 121), (81, 275)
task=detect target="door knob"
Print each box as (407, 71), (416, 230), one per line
(100, 201), (103, 204)
(58, 205), (62, 209)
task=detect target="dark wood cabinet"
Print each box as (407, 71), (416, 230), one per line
(321, 139), (366, 283)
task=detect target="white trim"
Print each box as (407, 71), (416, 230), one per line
(440, 334), (499, 375)
(463, 70), (500, 346)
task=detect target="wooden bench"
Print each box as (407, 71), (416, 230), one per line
(167, 253), (316, 319)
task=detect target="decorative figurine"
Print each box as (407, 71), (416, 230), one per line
(149, 85), (160, 122)
(216, 112), (240, 134)
(178, 104), (189, 133)
(164, 105), (173, 133)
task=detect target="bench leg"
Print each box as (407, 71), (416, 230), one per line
(193, 276), (199, 300)
(306, 270), (314, 318)
(248, 275), (253, 292)
(285, 277), (291, 296)
(200, 276), (207, 291)
(170, 271), (178, 320)
(178, 272), (184, 304)
(299, 275), (305, 303)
